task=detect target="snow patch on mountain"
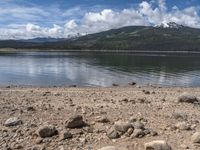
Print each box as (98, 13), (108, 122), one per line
(156, 22), (185, 29)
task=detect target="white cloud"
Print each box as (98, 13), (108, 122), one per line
(0, 6), (49, 22)
(65, 20), (78, 29)
(1, 0), (200, 39)
(25, 24), (63, 38)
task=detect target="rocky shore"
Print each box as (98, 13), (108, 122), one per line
(1, 86), (200, 150)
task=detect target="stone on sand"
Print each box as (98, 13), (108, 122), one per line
(65, 115), (86, 128)
(178, 93), (198, 103)
(37, 125), (58, 138)
(4, 117), (22, 127)
(144, 140), (172, 150)
(191, 132), (200, 143)
(114, 121), (132, 133)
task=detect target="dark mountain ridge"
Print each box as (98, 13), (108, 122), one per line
(1, 22), (200, 51)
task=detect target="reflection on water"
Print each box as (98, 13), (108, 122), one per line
(0, 51), (200, 87)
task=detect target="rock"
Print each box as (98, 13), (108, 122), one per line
(98, 146), (118, 150)
(96, 116), (110, 123)
(132, 121), (145, 130)
(145, 140), (172, 150)
(175, 121), (190, 130)
(4, 117), (22, 127)
(127, 128), (134, 135)
(131, 129), (145, 138)
(14, 145), (23, 149)
(191, 132), (200, 143)
(112, 83), (119, 87)
(143, 129), (151, 135)
(31, 146), (40, 150)
(35, 138), (43, 144)
(107, 127), (120, 139)
(27, 106), (35, 111)
(65, 115), (86, 128)
(143, 90), (150, 94)
(60, 131), (73, 140)
(37, 125), (58, 138)
(129, 82), (136, 86)
(178, 93), (198, 103)
(71, 129), (84, 135)
(114, 121), (132, 133)
(129, 117), (137, 123)
(3, 146), (12, 150)
(150, 130), (158, 136)
(121, 98), (129, 103)
(191, 124), (197, 130)
(69, 85), (77, 87)
(83, 126), (94, 133)
(171, 112), (187, 120)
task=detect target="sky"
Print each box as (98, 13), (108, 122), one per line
(0, 0), (200, 39)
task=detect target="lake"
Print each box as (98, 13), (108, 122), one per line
(0, 51), (200, 87)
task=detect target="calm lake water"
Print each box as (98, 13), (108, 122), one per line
(0, 51), (200, 87)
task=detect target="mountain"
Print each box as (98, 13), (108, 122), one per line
(21, 37), (67, 43)
(1, 22), (200, 51)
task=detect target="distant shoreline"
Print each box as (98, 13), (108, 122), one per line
(1, 48), (200, 54)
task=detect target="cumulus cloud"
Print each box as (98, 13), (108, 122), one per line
(26, 24), (63, 38)
(1, 0), (200, 39)
(65, 20), (78, 29)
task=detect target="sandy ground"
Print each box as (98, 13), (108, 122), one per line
(1, 86), (200, 150)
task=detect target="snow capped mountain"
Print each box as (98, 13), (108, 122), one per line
(156, 22), (185, 29)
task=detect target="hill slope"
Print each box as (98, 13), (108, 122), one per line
(1, 22), (200, 51)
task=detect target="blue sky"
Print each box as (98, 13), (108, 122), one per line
(0, 0), (200, 39)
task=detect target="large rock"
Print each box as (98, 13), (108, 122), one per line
(145, 140), (172, 150)
(114, 121), (132, 133)
(178, 93), (198, 103)
(191, 132), (200, 143)
(37, 125), (58, 138)
(98, 146), (118, 150)
(4, 117), (22, 127)
(65, 115), (86, 128)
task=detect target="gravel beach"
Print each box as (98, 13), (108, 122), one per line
(1, 86), (200, 150)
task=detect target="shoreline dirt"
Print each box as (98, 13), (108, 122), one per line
(1, 86), (200, 150)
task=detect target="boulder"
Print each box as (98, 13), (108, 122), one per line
(37, 125), (58, 138)
(145, 140), (172, 150)
(65, 115), (86, 128)
(178, 93), (198, 103)
(4, 117), (22, 127)
(191, 132), (200, 143)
